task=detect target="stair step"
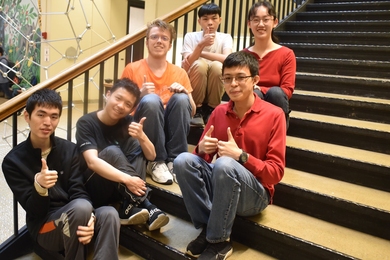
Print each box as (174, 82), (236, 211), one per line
(286, 136), (390, 191)
(296, 10), (390, 20)
(275, 31), (390, 45)
(121, 214), (274, 260)
(289, 110), (390, 153)
(295, 72), (390, 99)
(306, 1), (390, 11)
(296, 57), (390, 78)
(146, 180), (390, 259)
(286, 20), (390, 32)
(291, 89), (390, 123)
(285, 43), (390, 61)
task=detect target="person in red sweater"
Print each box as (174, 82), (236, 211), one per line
(243, 1), (296, 128)
(174, 51), (286, 259)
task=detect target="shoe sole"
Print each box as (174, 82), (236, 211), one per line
(120, 209), (149, 225)
(147, 214), (170, 231)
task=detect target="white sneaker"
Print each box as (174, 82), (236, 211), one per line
(166, 161), (177, 184)
(147, 161), (173, 185)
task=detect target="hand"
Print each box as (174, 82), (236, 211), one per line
(201, 27), (215, 47)
(36, 158), (58, 189)
(124, 176), (147, 196)
(128, 117), (146, 140)
(141, 75), (155, 96)
(217, 127), (241, 159)
(77, 213), (95, 245)
(181, 57), (191, 71)
(169, 82), (188, 94)
(199, 125), (219, 154)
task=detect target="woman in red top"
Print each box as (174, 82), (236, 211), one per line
(243, 1), (296, 128)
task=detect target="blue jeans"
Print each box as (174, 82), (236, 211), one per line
(174, 153), (270, 243)
(134, 93), (192, 162)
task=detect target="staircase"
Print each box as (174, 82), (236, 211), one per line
(29, 1), (390, 259)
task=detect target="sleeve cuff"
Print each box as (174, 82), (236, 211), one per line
(34, 173), (48, 196)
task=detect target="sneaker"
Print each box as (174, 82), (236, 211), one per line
(146, 206), (169, 231)
(119, 200), (149, 225)
(166, 161), (177, 183)
(186, 228), (208, 257)
(198, 241), (233, 260)
(191, 112), (205, 127)
(147, 161), (173, 185)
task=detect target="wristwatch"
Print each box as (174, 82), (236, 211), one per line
(238, 150), (248, 164)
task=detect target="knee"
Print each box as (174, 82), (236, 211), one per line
(170, 93), (190, 107)
(265, 87), (287, 100)
(213, 157), (236, 180)
(139, 94), (163, 110)
(209, 61), (222, 75)
(191, 60), (208, 74)
(174, 152), (197, 177)
(96, 206), (120, 226)
(70, 199), (94, 221)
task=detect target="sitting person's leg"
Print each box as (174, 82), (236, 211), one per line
(134, 94), (173, 185)
(264, 87), (290, 128)
(36, 198), (93, 259)
(188, 60), (208, 126)
(203, 61), (224, 124)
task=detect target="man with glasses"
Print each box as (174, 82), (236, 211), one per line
(181, 3), (233, 127)
(174, 51), (286, 259)
(122, 19), (196, 185)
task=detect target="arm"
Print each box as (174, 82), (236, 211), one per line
(128, 117), (156, 161)
(279, 49), (296, 99)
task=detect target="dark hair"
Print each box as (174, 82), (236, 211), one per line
(111, 78), (141, 107)
(222, 51), (259, 77)
(247, 1), (279, 44)
(0, 46), (3, 55)
(146, 19), (176, 44)
(26, 89), (63, 116)
(198, 3), (221, 18)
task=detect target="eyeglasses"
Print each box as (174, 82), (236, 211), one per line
(220, 75), (253, 85)
(250, 16), (274, 25)
(149, 34), (170, 42)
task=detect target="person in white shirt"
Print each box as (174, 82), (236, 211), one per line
(181, 3), (233, 126)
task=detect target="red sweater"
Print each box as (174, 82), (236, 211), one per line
(243, 46), (296, 99)
(195, 95), (286, 201)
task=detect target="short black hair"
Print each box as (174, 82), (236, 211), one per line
(111, 78), (141, 107)
(198, 3), (221, 18)
(222, 51), (259, 77)
(26, 89), (63, 116)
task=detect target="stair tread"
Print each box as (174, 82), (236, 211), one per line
(248, 205), (390, 259)
(294, 89), (390, 105)
(296, 71), (390, 82)
(132, 214), (274, 259)
(297, 56), (390, 64)
(290, 110), (390, 133)
(287, 136), (390, 167)
(283, 167), (390, 211)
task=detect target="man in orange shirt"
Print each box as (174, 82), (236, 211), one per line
(122, 19), (196, 185)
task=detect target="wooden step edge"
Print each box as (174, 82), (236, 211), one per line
(293, 89), (390, 105)
(287, 136), (390, 167)
(290, 110), (390, 133)
(297, 56), (390, 64)
(282, 168), (390, 212)
(296, 71), (390, 83)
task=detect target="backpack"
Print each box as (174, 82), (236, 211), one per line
(0, 58), (18, 84)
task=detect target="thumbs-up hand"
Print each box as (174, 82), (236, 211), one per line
(199, 125), (219, 154)
(201, 27), (215, 47)
(36, 158), (58, 189)
(129, 117), (146, 140)
(141, 75), (155, 96)
(217, 127), (240, 159)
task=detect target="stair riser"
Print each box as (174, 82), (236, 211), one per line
(295, 75), (390, 99)
(276, 33), (390, 45)
(274, 183), (390, 240)
(307, 3), (390, 11)
(288, 118), (390, 154)
(290, 94), (390, 124)
(286, 22), (390, 32)
(290, 46), (390, 61)
(296, 12), (390, 21)
(297, 59), (390, 79)
(286, 147), (390, 192)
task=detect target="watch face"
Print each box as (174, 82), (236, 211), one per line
(240, 152), (248, 163)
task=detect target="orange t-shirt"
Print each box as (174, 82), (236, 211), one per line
(121, 59), (193, 106)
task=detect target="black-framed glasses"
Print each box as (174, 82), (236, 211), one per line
(220, 75), (253, 85)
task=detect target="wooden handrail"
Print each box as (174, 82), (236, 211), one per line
(0, 0), (208, 122)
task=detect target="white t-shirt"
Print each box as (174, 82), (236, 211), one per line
(181, 31), (233, 64)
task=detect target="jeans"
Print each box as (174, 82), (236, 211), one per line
(174, 153), (270, 243)
(134, 93), (192, 162)
(37, 199), (120, 260)
(0, 82), (12, 99)
(255, 87), (290, 128)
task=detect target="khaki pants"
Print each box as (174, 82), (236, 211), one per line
(188, 59), (224, 108)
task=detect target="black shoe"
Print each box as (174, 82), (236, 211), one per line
(202, 105), (214, 125)
(146, 205), (169, 231)
(191, 111), (205, 127)
(198, 241), (233, 260)
(119, 199), (149, 225)
(186, 228), (208, 257)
